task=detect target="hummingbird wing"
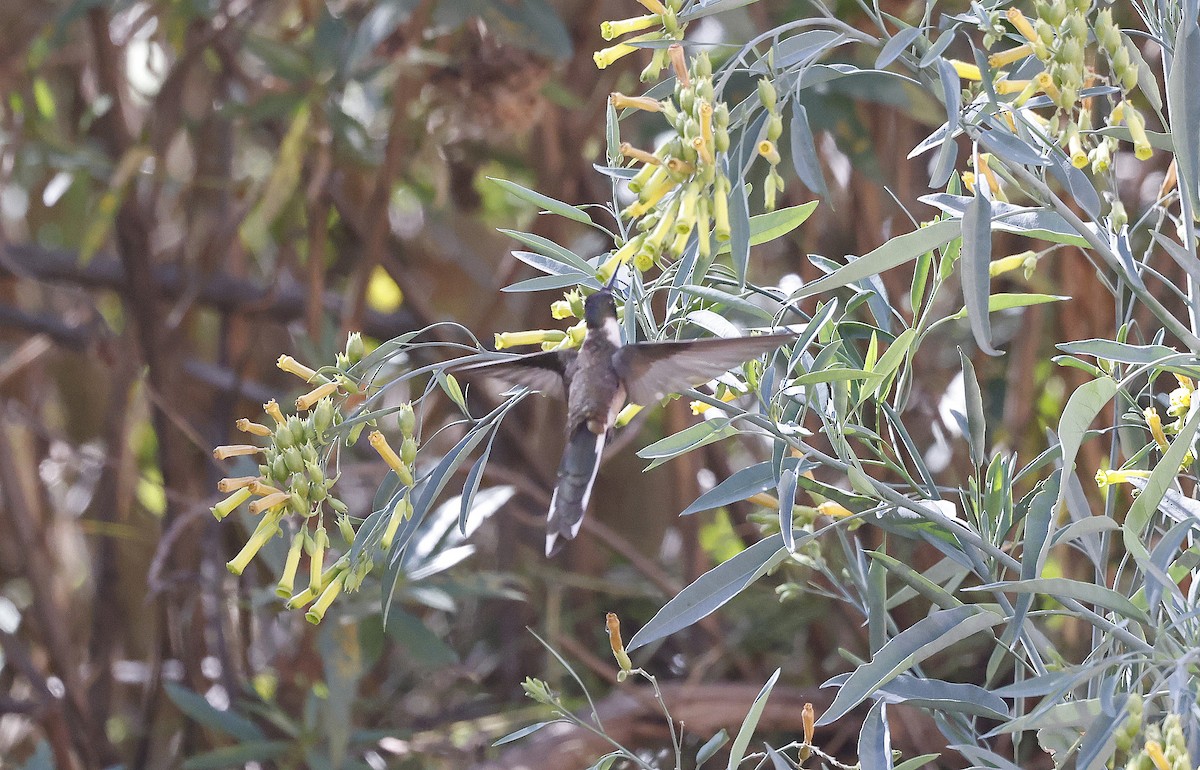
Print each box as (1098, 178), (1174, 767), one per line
(613, 333), (796, 405)
(449, 351), (577, 400)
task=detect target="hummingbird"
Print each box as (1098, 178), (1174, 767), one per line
(455, 285), (795, 555)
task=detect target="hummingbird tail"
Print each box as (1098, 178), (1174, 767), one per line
(545, 424), (606, 556)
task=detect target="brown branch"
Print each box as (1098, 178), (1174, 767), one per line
(0, 243), (420, 340)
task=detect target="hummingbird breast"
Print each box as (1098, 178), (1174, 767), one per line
(567, 339), (625, 436)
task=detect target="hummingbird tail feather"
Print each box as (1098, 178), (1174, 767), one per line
(545, 425), (606, 556)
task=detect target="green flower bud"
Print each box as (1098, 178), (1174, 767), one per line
(328, 496), (348, 515)
(284, 446), (305, 474)
(345, 332), (365, 364)
(397, 402), (416, 437)
(694, 51), (712, 78)
(757, 77), (777, 111)
(314, 397), (334, 436)
(271, 456), (290, 483)
(337, 514), (356, 544)
(679, 86), (695, 115)
(346, 421), (366, 446)
(273, 424), (294, 450)
(300, 443), (318, 465)
(309, 480), (327, 502)
(767, 113), (784, 142)
(696, 77), (713, 102)
(288, 491), (307, 515)
(521, 677), (554, 704)
(287, 416), (306, 446)
(305, 461), (325, 485)
(400, 436), (418, 466)
(714, 102), (729, 129)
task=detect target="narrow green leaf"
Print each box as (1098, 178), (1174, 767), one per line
(164, 682), (264, 742)
(1166, 11), (1200, 213)
(817, 606), (1002, 725)
(960, 191), (999, 355)
(875, 27), (923, 69)
(716, 201), (820, 255)
(791, 220), (960, 300)
(789, 103), (829, 197)
(967, 578), (1148, 624)
(696, 729), (729, 765)
(858, 701), (893, 770)
(627, 535), (788, 651)
(958, 351), (986, 465)
(488, 177), (592, 225)
(493, 720), (566, 746)
(1054, 377), (1118, 516)
(726, 669), (781, 770)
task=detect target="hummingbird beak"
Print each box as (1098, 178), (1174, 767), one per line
(604, 265), (620, 293)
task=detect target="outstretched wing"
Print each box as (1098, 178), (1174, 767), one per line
(449, 351), (576, 400)
(613, 333), (795, 405)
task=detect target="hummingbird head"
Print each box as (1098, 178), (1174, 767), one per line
(583, 288), (618, 330)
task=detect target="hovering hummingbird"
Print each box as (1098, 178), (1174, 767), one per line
(455, 285), (795, 556)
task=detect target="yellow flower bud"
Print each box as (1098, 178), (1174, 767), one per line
(712, 176), (731, 243)
(277, 355), (322, 383)
(949, 59), (982, 80)
(1145, 407), (1170, 452)
(606, 613), (634, 674)
(295, 381), (339, 412)
(600, 14), (660, 41)
(988, 43), (1034, 69)
(248, 491), (289, 515)
(817, 501), (854, 518)
(989, 251), (1036, 277)
(380, 494), (413, 551)
(217, 476), (259, 493)
(369, 430), (414, 486)
(1122, 104), (1153, 160)
(211, 487), (253, 521)
(213, 444), (262, 461)
(609, 92), (663, 112)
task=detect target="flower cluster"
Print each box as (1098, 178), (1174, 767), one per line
(955, 0), (1154, 203)
(211, 334), (377, 624)
(600, 44), (737, 276)
(1117, 705), (1192, 770)
(594, 0), (686, 81)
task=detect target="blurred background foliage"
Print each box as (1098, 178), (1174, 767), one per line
(0, 0), (1163, 768)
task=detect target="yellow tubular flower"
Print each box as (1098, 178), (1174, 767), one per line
(248, 481), (282, 496)
(276, 530), (306, 598)
(248, 491), (289, 515)
(993, 78), (1032, 95)
(305, 571), (346, 624)
(1175, 373), (1194, 392)
(666, 157), (696, 177)
(211, 487), (253, 521)
(949, 59), (982, 80)
(1007, 8), (1038, 42)
(600, 14), (660, 41)
(699, 101), (713, 144)
(1144, 741), (1170, 770)
(217, 476), (259, 493)
(296, 381), (339, 412)
(1095, 468), (1152, 490)
(817, 501), (854, 518)
(277, 355), (322, 383)
(1067, 127), (1088, 169)
(758, 140), (781, 165)
(550, 300), (575, 320)
(747, 492), (780, 510)
(1034, 72), (1061, 101)
(1146, 407), (1170, 452)
(595, 33), (657, 69)
(625, 175), (678, 219)
(263, 399), (286, 425)
(988, 43), (1034, 68)
(309, 526), (327, 591)
(713, 178), (731, 242)
(227, 510), (285, 575)
(690, 136), (713, 166)
(979, 155), (1003, 197)
(615, 403), (642, 427)
(235, 419), (272, 437)
(696, 196), (711, 259)
(379, 496), (409, 551)
(369, 430), (415, 486)
(619, 142), (661, 166)
(494, 329), (566, 350)
(989, 252), (1034, 277)
(213, 444), (262, 460)
(1123, 105), (1153, 160)
(610, 93), (663, 112)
